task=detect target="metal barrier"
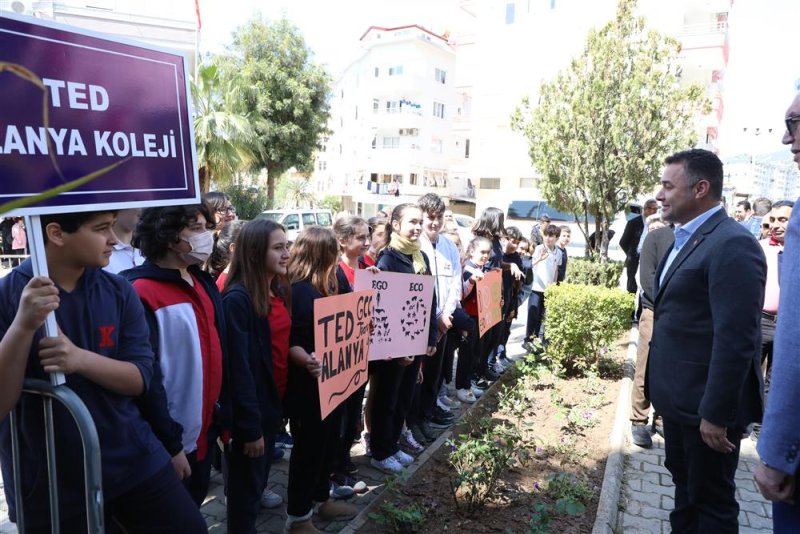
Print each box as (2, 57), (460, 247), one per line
(9, 379), (104, 533)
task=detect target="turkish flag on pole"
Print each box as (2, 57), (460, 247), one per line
(195, 0), (202, 29)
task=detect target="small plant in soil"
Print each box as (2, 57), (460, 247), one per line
(543, 472), (592, 516)
(447, 423), (521, 514)
(527, 502), (552, 534)
(368, 472), (428, 533)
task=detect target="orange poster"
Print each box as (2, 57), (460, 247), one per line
(315, 290), (374, 420)
(476, 269), (503, 337)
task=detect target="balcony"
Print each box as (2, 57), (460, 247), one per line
(678, 21), (729, 69)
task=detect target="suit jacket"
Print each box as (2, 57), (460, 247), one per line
(619, 216), (644, 260)
(758, 202), (800, 474)
(638, 226), (675, 311)
(646, 209), (766, 429)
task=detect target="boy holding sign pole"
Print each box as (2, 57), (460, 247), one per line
(368, 204), (438, 474)
(0, 211), (206, 532)
(285, 227), (356, 533)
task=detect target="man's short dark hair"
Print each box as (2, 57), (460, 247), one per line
(544, 224), (561, 238)
(540, 214), (552, 223)
(559, 225), (570, 233)
(772, 199), (795, 209)
(505, 226), (522, 241)
(40, 210), (117, 243)
(417, 193), (445, 217)
(664, 149), (723, 200)
(737, 199), (752, 211)
(753, 197), (773, 217)
(133, 204), (215, 261)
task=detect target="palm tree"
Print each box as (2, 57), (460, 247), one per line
(191, 64), (255, 192)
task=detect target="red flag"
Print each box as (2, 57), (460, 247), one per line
(195, 0), (202, 29)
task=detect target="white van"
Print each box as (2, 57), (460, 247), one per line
(256, 208), (333, 242)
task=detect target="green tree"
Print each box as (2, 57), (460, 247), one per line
(218, 16), (331, 204)
(191, 64), (255, 193)
(275, 174), (316, 209)
(511, 0), (709, 260)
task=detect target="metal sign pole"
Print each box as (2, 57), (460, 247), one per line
(24, 214), (65, 386)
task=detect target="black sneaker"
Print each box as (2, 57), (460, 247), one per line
(483, 367), (500, 381)
(472, 378), (490, 390)
(631, 424), (653, 448)
(410, 423), (432, 444)
(430, 412), (455, 429)
(418, 421), (439, 441)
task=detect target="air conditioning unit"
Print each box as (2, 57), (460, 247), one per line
(11, 0), (33, 14)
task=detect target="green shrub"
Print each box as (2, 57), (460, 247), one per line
(221, 183), (269, 221)
(564, 258), (624, 288)
(543, 283), (634, 376)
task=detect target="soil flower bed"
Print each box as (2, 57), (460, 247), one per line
(358, 346), (625, 533)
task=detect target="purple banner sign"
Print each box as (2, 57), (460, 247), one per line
(0, 14), (199, 214)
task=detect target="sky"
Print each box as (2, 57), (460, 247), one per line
(197, 0), (800, 158)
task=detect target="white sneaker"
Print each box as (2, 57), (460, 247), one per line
(393, 449), (414, 467)
(456, 388), (477, 403)
(471, 385), (485, 398)
(438, 394), (461, 408)
(370, 455), (404, 474)
(261, 489), (283, 509)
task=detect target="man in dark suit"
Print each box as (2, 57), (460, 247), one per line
(755, 91), (800, 531)
(647, 149), (766, 533)
(619, 199), (658, 293)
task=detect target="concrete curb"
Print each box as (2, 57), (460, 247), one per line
(591, 324), (638, 534)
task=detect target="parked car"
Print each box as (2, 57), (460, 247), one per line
(256, 208), (333, 242)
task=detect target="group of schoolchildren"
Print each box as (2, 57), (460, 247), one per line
(0, 191), (570, 534)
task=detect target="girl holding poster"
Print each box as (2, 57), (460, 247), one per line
(221, 219), (289, 533)
(471, 207), (521, 382)
(369, 204), (438, 474)
(331, 216), (377, 493)
(284, 227), (357, 532)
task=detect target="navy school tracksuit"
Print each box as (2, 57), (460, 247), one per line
(369, 247), (438, 462)
(0, 261), (206, 533)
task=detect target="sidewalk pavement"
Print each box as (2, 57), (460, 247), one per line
(619, 418), (774, 533)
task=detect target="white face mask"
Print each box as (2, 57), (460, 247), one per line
(179, 230), (214, 265)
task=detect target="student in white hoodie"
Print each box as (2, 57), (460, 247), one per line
(407, 194), (464, 445)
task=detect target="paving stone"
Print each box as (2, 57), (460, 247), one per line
(746, 510), (773, 529)
(624, 478), (642, 491)
(738, 497), (767, 516)
(739, 509), (750, 527)
(621, 512), (664, 532)
(641, 480), (675, 497)
(660, 494), (674, 510)
(738, 487), (767, 503)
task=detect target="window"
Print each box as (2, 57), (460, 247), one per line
(550, 0), (556, 9)
(433, 102), (445, 119)
(283, 214), (300, 230)
(505, 2), (515, 24)
(431, 138), (443, 153)
(317, 160), (327, 171)
(435, 68), (447, 84)
(519, 177), (536, 188)
(382, 136), (400, 149)
(373, 98), (380, 113)
(302, 213), (317, 226)
(374, 67), (379, 77)
(465, 139), (470, 159)
(316, 212), (332, 226)
(355, 106), (358, 120)
(479, 177), (501, 189)
(386, 100), (399, 114)
(389, 65), (404, 76)
(410, 173), (419, 185)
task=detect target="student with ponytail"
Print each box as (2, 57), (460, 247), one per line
(284, 227), (356, 533)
